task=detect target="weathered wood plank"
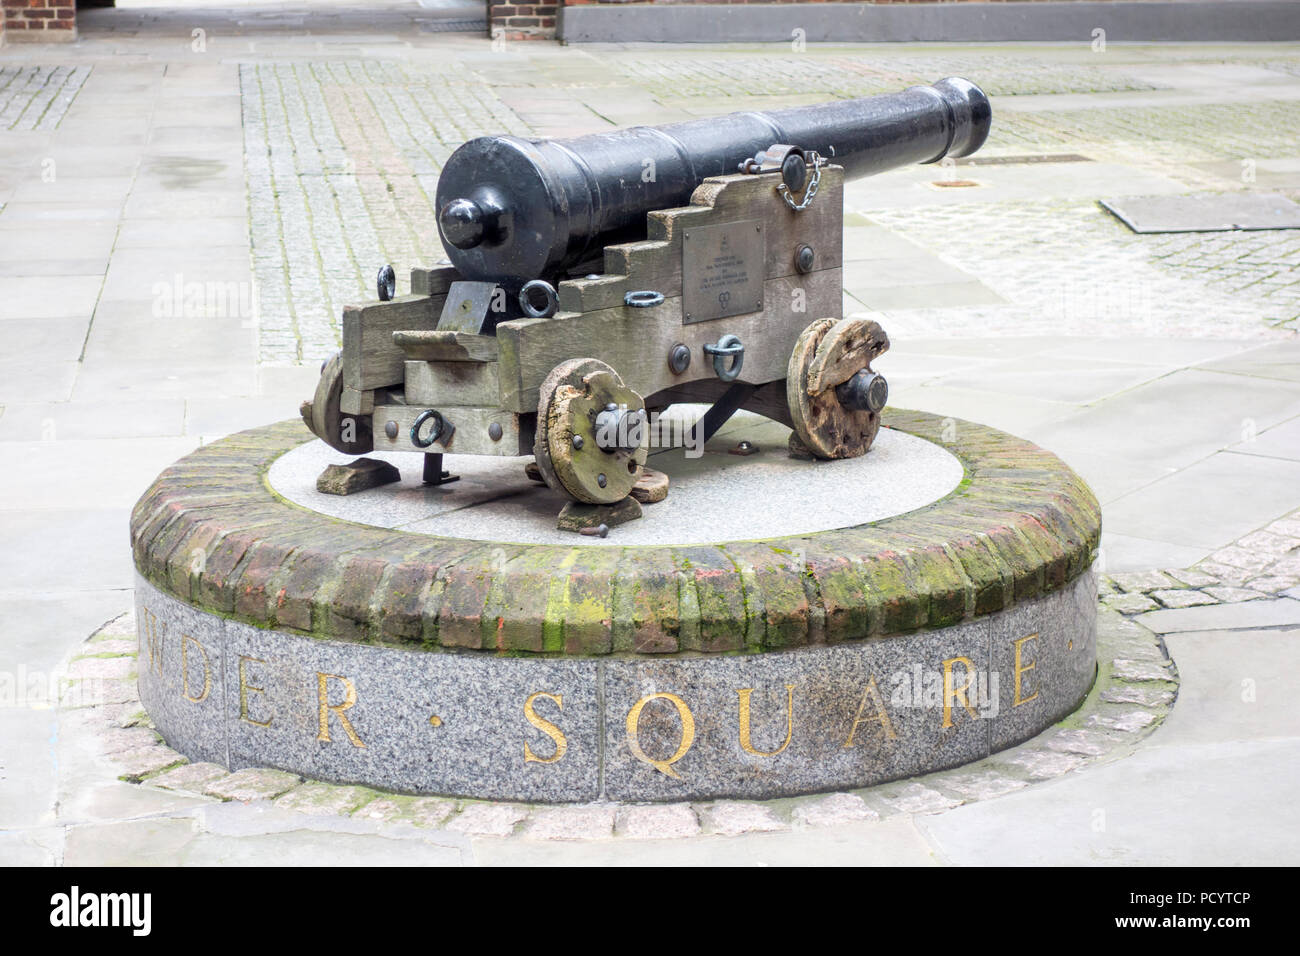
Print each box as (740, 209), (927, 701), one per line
(404, 359), (500, 408)
(342, 294), (443, 392)
(393, 330), (500, 363)
(339, 386), (375, 416)
(556, 167), (843, 314)
(409, 265), (460, 296)
(497, 268), (842, 413)
(370, 403), (532, 457)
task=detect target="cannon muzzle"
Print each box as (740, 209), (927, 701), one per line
(435, 77), (990, 287)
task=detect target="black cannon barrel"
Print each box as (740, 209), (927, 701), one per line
(435, 77), (991, 286)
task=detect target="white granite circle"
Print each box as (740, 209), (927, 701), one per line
(266, 408), (965, 546)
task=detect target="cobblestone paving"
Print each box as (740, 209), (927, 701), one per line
(865, 200), (1300, 336)
(1100, 508), (1300, 614)
(1255, 58), (1300, 79)
(0, 65), (91, 132)
(238, 45), (1299, 361)
(613, 52), (1163, 102)
(990, 101), (1300, 163)
(241, 60), (528, 363)
(56, 602), (1175, 843)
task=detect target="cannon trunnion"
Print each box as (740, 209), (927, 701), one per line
(301, 79), (991, 528)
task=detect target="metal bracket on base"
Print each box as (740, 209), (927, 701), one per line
(422, 452), (460, 486)
(692, 381), (759, 446)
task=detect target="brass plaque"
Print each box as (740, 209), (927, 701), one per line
(681, 219), (764, 324)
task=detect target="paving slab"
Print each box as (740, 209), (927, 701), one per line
(1135, 598), (1300, 634)
(885, 384), (1078, 440)
(1100, 192), (1300, 233)
(0, 399), (185, 441)
(1103, 452), (1300, 550)
(1156, 629), (1300, 746)
(0, 275), (103, 321)
(1030, 370), (1300, 474)
(61, 816), (199, 866)
(0, 591), (132, 671)
(177, 827), (468, 866)
(1198, 340), (1300, 384)
(933, 355), (1174, 406)
(0, 509), (134, 596)
(0, 829), (62, 866)
(0, 437), (199, 512)
(918, 739), (1300, 866)
(472, 816), (939, 866)
(1229, 413), (1300, 461)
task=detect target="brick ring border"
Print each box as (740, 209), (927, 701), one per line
(129, 410), (1102, 802)
(131, 408), (1100, 654)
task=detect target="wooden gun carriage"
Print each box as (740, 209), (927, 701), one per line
(301, 79), (991, 526)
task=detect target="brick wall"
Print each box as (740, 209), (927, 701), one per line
(564, 0), (1135, 3)
(487, 0), (558, 41)
(503, 0), (1152, 42)
(2, 0), (78, 41)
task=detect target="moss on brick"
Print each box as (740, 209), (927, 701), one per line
(131, 412), (1100, 658)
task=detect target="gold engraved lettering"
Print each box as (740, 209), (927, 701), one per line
(524, 691), (568, 764)
(737, 685), (795, 757)
(941, 656), (979, 729)
(626, 692), (695, 779)
(180, 634), (211, 703)
(316, 672), (365, 748)
(238, 655), (272, 728)
(1013, 633), (1040, 707)
(842, 676), (898, 747)
(141, 607), (165, 677)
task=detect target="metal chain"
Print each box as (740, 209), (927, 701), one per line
(777, 153), (825, 212)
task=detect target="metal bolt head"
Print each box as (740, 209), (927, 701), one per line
(669, 343), (691, 375)
(597, 473), (607, 488)
(384, 420), (398, 440)
(572, 434), (584, 450)
(488, 422), (503, 442)
(795, 244), (815, 274)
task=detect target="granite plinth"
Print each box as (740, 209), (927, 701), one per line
(131, 408), (1101, 800)
(136, 573), (1095, 802)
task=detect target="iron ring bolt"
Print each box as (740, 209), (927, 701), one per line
(377, 264), (396, 301)
(624, 290), (664, 308)
(704, 334), (745, 383)
(518, 279), (559, 318)
(411, 409), (446, 448)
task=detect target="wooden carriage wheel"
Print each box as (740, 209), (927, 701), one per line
(301, 352), (374, 455)
(786, 317), (890, 460)
(535, 358), (648, 504)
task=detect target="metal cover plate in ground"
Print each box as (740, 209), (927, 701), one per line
(1100, 193), (1300, 233)
(681, 219), (764, 324)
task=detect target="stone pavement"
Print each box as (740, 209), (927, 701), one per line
(1, 2), (1298, 864)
